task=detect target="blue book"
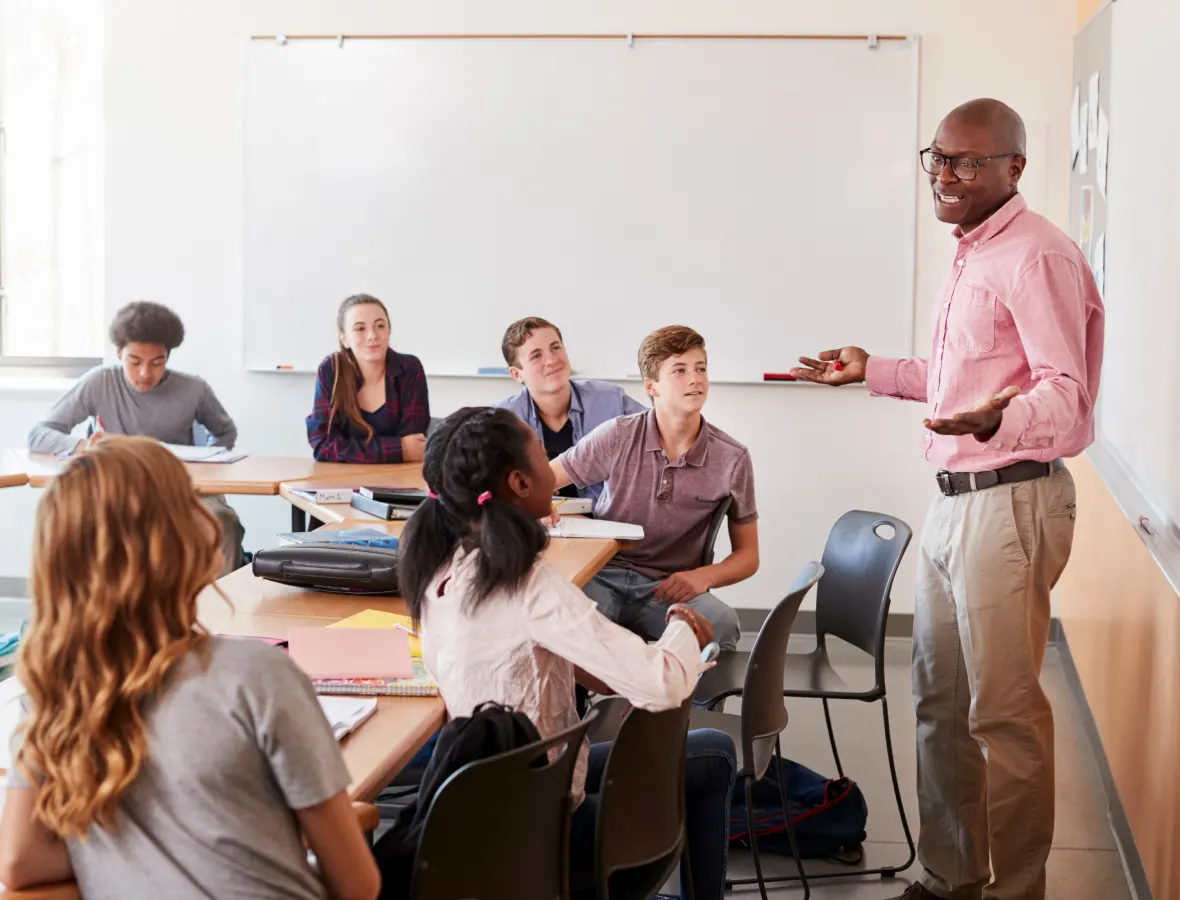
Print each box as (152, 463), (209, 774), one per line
(277, 528), (400, 551)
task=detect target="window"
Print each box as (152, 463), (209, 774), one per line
(0, 0), (103, 367)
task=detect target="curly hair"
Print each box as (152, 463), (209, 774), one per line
(108, 302), (186, 352)
(17, 437), (223, 838)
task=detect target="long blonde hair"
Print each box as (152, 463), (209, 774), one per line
(17, 436), (222, 838)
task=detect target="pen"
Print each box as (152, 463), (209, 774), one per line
(393, 623), (420, 638)
(96, 416), (106, 432)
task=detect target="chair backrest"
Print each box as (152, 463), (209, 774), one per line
(740, 561), (823, 780)
(411, 712), (596, 900)
(595, 697), (693, 898)
(700, 495), (733, 567)
(815, 511), (912, 680)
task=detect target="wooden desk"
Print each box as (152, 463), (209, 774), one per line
(0, 451), (29, 488)
(15, 451), (400, 497)
(280, 465), (426, 529)
(198, 527), (618, 799)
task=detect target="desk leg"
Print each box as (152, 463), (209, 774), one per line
(291, 505), (307, 533)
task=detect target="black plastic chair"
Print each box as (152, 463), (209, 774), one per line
(586, 696), (695, 900)
(688, 561), (824, 900)
(410, 711), (597, 900)
(694, 510), (915, 887)
(700, 495), (732, 567)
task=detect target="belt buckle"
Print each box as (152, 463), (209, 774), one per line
(936, 471), (955, 497)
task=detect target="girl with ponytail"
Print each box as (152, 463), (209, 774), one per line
(397, 407), (737, 900)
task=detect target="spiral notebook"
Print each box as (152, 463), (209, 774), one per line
(312, 659), (439, 697)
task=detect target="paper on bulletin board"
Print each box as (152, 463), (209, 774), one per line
(1087, 72), (1101, 149)
(1077, 104), (1089, 175)
(1096, 109), (1110, 197)
(1070, 84), (1082, 170)
(1092, 233), (1106, 300)
(1079, 185), (1095, 264)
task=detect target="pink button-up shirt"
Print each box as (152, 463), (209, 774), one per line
(865, 195), (1104, 473)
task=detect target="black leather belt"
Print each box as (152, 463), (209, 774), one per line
(936, 458), (1065, 497)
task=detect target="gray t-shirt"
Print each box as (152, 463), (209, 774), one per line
(9, 638), (350, 900)
(26, 365), (237, 456)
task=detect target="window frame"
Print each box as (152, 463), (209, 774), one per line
(0, 60), (102, 375)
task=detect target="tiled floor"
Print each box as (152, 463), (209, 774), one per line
(694, 634), (1134, 899)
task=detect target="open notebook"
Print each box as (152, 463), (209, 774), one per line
(548, 518), (644, 541)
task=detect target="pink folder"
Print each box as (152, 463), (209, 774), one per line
(287, 627), (414, 680)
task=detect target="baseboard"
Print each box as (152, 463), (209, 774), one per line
(1056, 630), (1154, 900)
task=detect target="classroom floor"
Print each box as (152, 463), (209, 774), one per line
(691, 634), (1135, 900)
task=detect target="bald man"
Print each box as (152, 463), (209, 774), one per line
(792, 99), (1104, 900)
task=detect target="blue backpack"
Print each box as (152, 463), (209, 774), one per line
(729, 758), (868, 859)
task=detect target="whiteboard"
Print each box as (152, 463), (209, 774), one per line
(244, 36), (918, 380)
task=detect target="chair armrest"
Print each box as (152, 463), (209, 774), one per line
(0, 881), (81, 899)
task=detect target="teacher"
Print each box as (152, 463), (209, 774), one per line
(792, 99), (1104, 900)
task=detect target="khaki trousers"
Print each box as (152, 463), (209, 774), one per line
(913, 467), (1076, 900)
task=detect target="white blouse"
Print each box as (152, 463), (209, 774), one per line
(421, 548), (702, 800)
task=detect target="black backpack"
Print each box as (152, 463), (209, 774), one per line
(374, 701), (542, 897)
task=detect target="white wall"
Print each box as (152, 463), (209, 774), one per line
(1096, 0), (1180, 530)
(29, 0), (1076, 613)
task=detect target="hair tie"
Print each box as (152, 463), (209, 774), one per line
(428, 491), (438, 499)
(477, 491), (493, 507)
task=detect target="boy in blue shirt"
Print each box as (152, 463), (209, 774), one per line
(494, 316), (644, 501)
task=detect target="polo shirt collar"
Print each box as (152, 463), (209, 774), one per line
(954, 193), (1027, 248)
(643, 409), (710, 466)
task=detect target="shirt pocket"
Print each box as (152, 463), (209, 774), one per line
(947, 285), (997, 355)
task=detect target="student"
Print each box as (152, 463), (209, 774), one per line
(494, 316), (645, 500)
(399, 407), (736, 900)
(0, 437), (380, 900)
(27, 300), (245, 574)
(551, 326), (756, 651)
(306, 293), (430, 463)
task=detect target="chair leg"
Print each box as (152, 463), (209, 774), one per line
(290, 505), (306, 532)
(881, 696), (917, 875)
(775, 738), (810, 899)
(744, 776), (770, 900)
(727, 698), (917, 888)
(680, 835), (696, 900)
(821, 698), (844, 778)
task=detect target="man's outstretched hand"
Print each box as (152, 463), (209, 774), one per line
(924, 386), (1020, 441)
(789, 347), (869, 386)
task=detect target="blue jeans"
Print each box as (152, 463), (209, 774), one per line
(582, 566), (742, 650)
(569, 728), (737, 900)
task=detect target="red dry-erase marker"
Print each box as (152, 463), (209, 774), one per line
(833, 362), (844, 372)
(763, 373), (796, 381)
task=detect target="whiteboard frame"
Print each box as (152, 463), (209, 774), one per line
(241, 32), (922, 381)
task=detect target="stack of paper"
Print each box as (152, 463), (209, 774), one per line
(329, 609), (420, 657)
(317, 695), (378, 741)
(548, 518), (644, 541)
(163, 444), (246, 464)
(313, 659), (439, 697)
(278, 528), (399, 550)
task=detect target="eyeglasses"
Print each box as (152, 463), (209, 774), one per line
(919, 148), (1021, 182)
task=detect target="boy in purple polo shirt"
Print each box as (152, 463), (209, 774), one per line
(550, 326), (758, 649)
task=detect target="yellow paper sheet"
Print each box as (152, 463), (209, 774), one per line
(328, 609), (422, 657)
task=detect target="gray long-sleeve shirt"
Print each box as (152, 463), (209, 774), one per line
(27, 365), (237, 456)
